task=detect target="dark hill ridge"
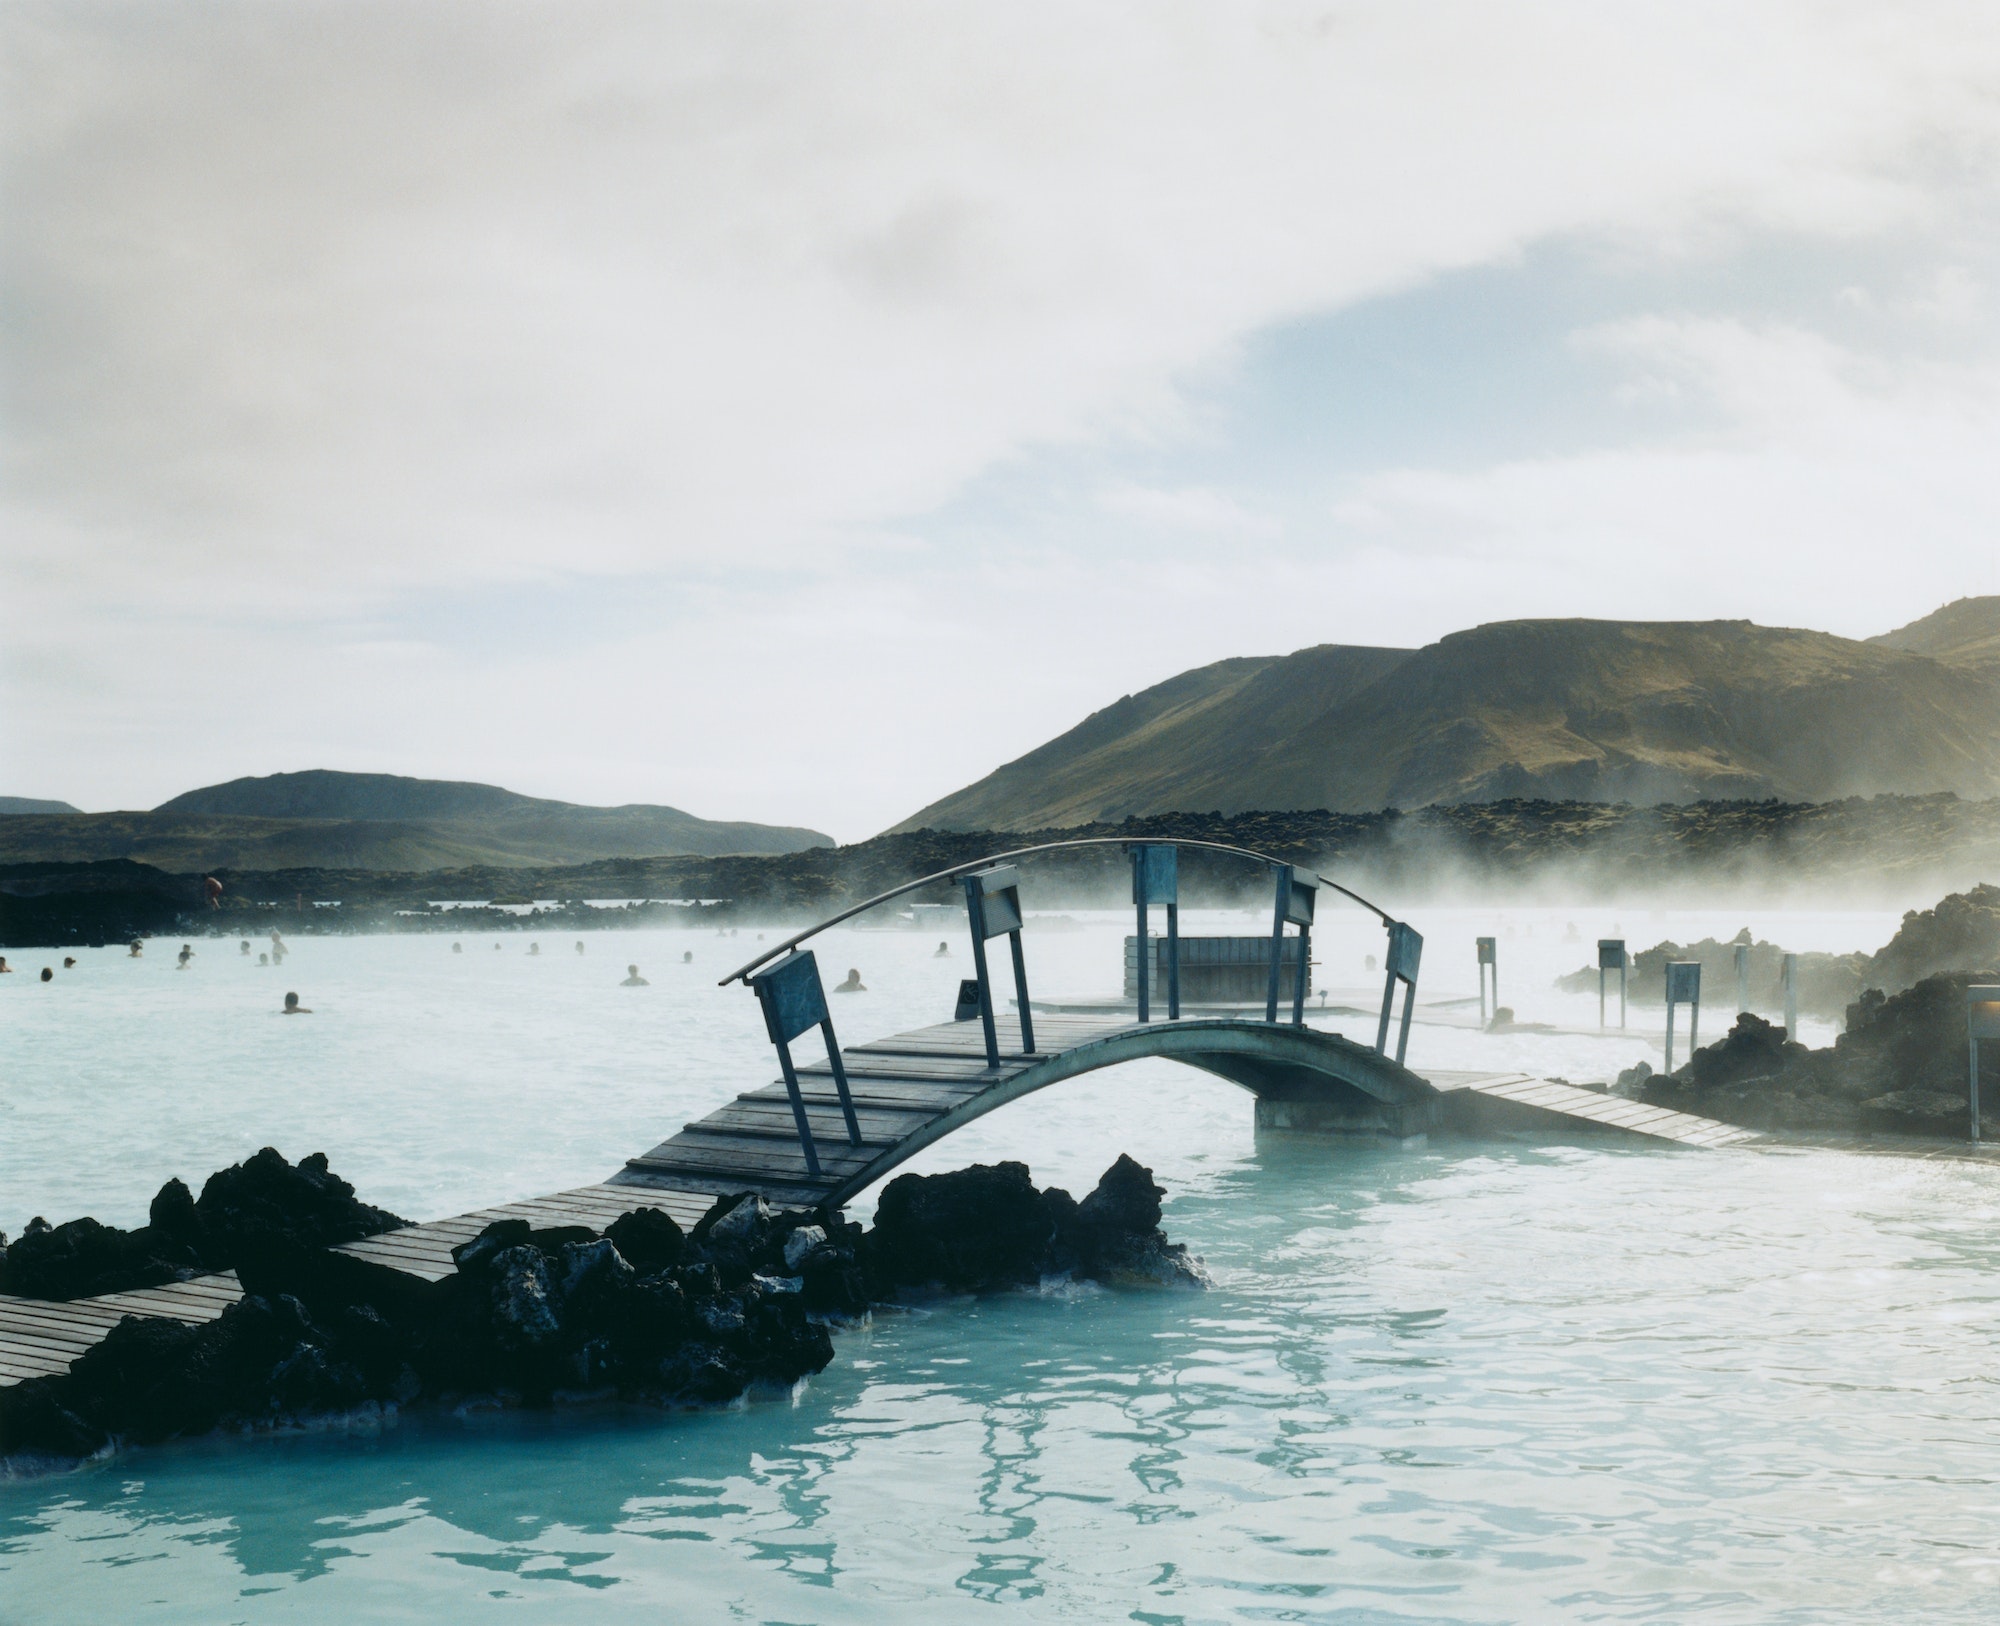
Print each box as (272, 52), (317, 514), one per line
(0, 797), (81, 816)
(895, 606), (2000, 831)
(0, 771), (831, 872)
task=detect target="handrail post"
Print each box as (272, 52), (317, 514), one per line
(962, 876), (1001, 1069)
(1131, 844), (1179, 1024)
(1267, 864), (1315, 1025)
(1374, 921), (1423, 1064)
(749, 949), (854, 1178)
(1266, 865), (1290, 1024)
(1010, 931), (1037, 1055)
(963, 865), (1034, 1065)
(1132, 847), (1150, 1024)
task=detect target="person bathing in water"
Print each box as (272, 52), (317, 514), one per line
(176, 944), (195, 970)
(128, 940), (143, 957)
(935, 940), (950, 957)
(834, 967), (866, 993)
(282, 991), (312, 1014)
(0, 956), (11, 973)
(621, 964), (649, 986)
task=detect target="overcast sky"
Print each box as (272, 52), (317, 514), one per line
(7, 2), (2000, 838)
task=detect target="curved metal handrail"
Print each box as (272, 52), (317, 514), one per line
(718, 836), (1392, 986)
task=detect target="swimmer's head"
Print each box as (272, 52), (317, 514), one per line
(41, 967), (53, 982)
(63, 956), (75, 968)
(284, 991), (300, 1011)
(452, 941), (462, 953)
(629, 964), (640, 976)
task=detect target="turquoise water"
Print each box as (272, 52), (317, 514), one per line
(10, 905), (2000, 1622)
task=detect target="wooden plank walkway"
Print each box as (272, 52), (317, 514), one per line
(0, 1274), (245, 1387)
(1434, 1073), (1764, 1147)
(1, 1014), (1759, 1390)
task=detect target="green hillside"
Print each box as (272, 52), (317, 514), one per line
(895, 608), (2000, 831)
(0, 771), (831, 871)
(1868, 595), (2000, 669)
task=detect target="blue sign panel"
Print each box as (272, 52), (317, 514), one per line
(1665, 961), (1702, 1004)
(1477, 936), (1496, 965)
(1281, 875), (1316, 927)
(1598, 939), (1626, 970)
(968, 865), (1024, 939)
(1386, 921), (1423, 981)
(751, 949), (830, 1045)
(1132, 845), (1179, 906)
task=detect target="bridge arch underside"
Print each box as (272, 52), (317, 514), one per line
(821, 1022), (1440, 1208)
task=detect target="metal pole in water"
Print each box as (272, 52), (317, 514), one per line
(1783, 953), (1798, 1041)
(1735, 943), (1749, 1016)
(1166, 900), (1180, 1021)
(1664, 997), (1677, 1075)
(1968, 987), (2000, 1143)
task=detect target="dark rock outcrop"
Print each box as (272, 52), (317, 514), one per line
(1, 1156), (1202, 1465)
(863, 1156), (1208, 1294)
(0, 1149), (409, 1302)
(1643, 973), (1998, 1134)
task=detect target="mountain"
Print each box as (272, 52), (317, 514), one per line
(0, 771), (830, 872)
(1869, 596), (2000, 669)
(0, 797), (81, 815)
(894, 610), (2000, 831)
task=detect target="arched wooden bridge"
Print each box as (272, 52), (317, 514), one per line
(0, 840), (1757, 1388)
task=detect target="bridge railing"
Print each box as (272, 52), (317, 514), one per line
(718, 838), (1425, 1165)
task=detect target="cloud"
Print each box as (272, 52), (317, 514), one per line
(9, 2), (2000, 824)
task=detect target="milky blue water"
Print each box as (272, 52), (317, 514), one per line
(8, 904), (2000, 1623)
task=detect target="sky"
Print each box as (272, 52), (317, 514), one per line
(7, 2), (2000, 840)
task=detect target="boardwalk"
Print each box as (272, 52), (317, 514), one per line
(2, 837), (1765, 1391)
(0, 1015), (1758, 1389)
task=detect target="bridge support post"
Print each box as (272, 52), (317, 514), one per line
(963, 865), (1036, 1068)
(1266, 866), (1316, 1026)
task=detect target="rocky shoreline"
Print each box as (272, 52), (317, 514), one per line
(1625, 970), (1997, 1136)
(0, 1152), (1205, 1468)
